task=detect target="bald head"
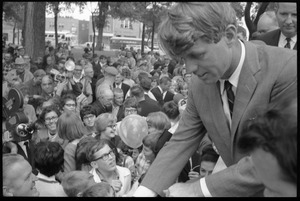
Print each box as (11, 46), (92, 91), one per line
(257, 11), (279, 35)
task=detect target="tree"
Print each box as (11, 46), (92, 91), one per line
(46, 2), (86, 48)
(95, 2), (109, 51)
(23, 2), (46, 61)
(3, 2), (25, 44)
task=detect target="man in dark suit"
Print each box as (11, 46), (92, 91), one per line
(255, 2), (297, 50)
(91, 54), (103, 80)
(113, 72), (130, 101)
(133, 2), (297, 197)
(130, 85), (161, 117)
(151, 76), (174, 107)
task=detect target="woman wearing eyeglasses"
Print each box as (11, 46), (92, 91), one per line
(36, 105), (68, 149)
(87, 139), (131, 197)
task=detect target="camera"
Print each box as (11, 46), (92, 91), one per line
(50, 69), (66, 82)
(15, 123), (36, 138)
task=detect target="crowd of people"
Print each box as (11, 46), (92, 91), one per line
(2, 2), (297, 197)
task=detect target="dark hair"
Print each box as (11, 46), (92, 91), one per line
(123, 97), (141, 112)
(38, 104), (61, 124)
(238, 97), (297, 185)
(200, 145), (219, 164)
(130, 84), (144, 99)
(142, 133), (161, 156)
(99, 55), (107, 60)
(137, 71), (149, 83)
(237, 25), (247, 36)
(80, 105), (96, 121)
(34, 141), (64, 177)
(48, 46), (54, 52)
(66, 56), (75, 62)
(86, 139), (120, 163)
(60, 92), (77, 108)
(140, 76), (152, 91)
(75, 136), (98, 170)
(162, 101), (180, 120)
(153, 61), (163, 70)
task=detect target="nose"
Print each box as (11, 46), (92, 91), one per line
(285, 14), (293, 24)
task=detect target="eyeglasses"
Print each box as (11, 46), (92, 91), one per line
(94, 150), (115, 161)
(83, 114), (95, 120)
(107, 124), (116, 130)
(125, 108), (137, 114)
(65, 103), (76, 107)
(45, 116), (58, 123)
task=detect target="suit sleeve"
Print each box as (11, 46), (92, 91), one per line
(140, 84), (207, 196)
(205, 156), (264, 196)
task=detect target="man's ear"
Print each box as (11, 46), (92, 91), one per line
(90, 161), (98, 169)
(224, 24), (237, 48)
(3, 186), (14, 197)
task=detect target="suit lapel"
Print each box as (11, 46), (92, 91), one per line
(208, 82), (231, 150)
(293, 42), (297, 50)
(231, 42), (259, 140)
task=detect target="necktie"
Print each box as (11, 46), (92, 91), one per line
(24, 141), (30, 159)
(224, 80), (235, 117)
(284, 38), (291, 49)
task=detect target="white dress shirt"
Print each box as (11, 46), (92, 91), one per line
(278, 32), (297, 49)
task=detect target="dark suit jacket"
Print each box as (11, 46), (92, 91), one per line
(113, 82), (130, 101)
(141, 41), (297, 196)
(92, 61), (103, 80)
(163, 91), (174, 104)
(91, 99), (112, 117)
(255, 29), (297, 50)
(12, 140), (38, 175)
(151, 87), (174, 107)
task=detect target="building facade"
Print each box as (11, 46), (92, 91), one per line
(45, 17), (89, 46)
(88, 15), (142, 50)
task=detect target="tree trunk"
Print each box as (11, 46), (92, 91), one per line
(54, 12), (58, 48)
(141, 23), (146, 54)
(151, 20), (155, 51)
(92, 13), (96, 55)
(13, 20), (16, 44)
(24, 2), (46, 61)
(24, 2), (35, 56)
(96, 2), (109, 51)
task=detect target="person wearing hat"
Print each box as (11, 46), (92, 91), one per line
(16, 45), (25, 59)
(96, 66), (119, 95)
(15, 57), (34, 83)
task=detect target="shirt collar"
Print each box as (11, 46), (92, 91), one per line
(279, 32), (297, 48)
(37, 172), (57, 182)
(73, 75), (83, 83)
(219, 39), (245, 94)
(157, 85), (163, 93)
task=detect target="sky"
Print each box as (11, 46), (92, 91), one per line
(46, 2), (98, 21)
